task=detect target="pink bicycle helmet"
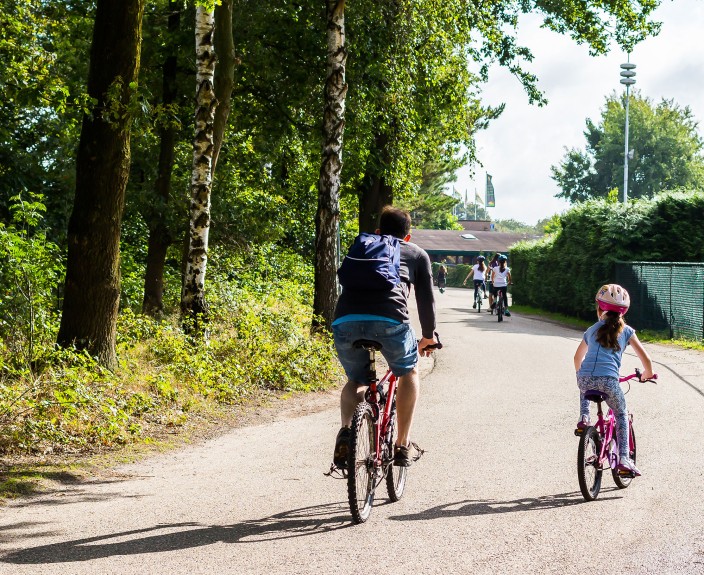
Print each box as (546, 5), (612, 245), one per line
(595, 284), (630, 315)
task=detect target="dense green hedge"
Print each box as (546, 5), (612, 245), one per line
(510, 190), (704, 318)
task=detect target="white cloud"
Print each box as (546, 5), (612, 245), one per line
(453, 0), (703, 225)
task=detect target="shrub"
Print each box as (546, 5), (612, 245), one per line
(0, 244), (342, 455)
(510, 190), (704, 318)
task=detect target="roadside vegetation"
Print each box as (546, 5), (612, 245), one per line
(0, 204), (342, 497)
(510, 191), (704, 318)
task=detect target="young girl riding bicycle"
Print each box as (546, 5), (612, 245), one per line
(462, 255), (487, 308)
(573, 284), (654, 477)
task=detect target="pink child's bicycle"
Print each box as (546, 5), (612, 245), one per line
(575, 368), (657, 501)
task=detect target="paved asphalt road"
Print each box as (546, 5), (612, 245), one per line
(1, 287), (703, 574)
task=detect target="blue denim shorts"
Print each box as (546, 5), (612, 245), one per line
(332, 320), (418, 383)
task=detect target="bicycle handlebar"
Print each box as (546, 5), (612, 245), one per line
(420, 331), (443, 351)
(619, 368), (657, 383)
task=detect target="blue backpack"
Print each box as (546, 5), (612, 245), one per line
(337, 233), (401, 291)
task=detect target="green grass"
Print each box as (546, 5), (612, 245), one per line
(510, 305), (591, 330)
(637, 332), (704, 351)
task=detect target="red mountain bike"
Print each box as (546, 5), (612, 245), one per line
(346, 333), (442, 523)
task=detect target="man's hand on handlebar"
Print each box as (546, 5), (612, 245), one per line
(418, 331), (442, 357)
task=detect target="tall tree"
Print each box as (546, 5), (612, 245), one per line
(57, 0), (145, 370)
(313, 0), (347, 330)
(181, 3), (217, 327)
(212, 0), (236, 174)
(552, 91), (704, 202)
(141, 0), (235, 317)
(142, 1), (182, 316)
(398, 158), (463, 230)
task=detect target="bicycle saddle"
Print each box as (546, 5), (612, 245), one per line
(584, 390), (609, 402)
(353, 339), (383, 350)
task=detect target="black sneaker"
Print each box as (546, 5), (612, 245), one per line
(472, 303), (477, 309)
(333, 427), (351, 469)
(394, 442), (423, 467)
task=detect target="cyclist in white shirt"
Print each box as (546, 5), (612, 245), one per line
(486, 253), (500, 311)
(491, 254), (511, 317)
(462, 256), (488, 308)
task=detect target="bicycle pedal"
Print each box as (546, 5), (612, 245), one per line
(574, 428), (584, 436)
(323, 463), (347, 479)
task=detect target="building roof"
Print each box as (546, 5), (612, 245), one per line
(458, 220), (493, 231)
(409, 228), (539, 255)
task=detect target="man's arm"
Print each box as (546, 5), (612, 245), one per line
(413, 250), (436, 340)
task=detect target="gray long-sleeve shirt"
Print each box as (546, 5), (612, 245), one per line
(334, 240), (436, 339)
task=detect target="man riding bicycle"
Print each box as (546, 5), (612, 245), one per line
(331, 206), (438, 469)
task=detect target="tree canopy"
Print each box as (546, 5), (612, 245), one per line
(552, 91), (704, 203)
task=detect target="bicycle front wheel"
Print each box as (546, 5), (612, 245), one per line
(385, 407), (407, 502)
(347, 402), (376, 523)
(577, 426), (603, 501)
(612, 422), (637, 489)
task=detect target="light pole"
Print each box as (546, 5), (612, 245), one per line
(620, 58), (636, 203)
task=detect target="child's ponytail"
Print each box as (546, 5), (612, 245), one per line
(596, 310), (625, 351)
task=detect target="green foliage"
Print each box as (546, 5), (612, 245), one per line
(493, 219), (544, 234)
(510, 190), (704, 318)
(539, 214), (562, 235)
(0, 0), (664, 455)
(431, 262), (479, 289)
(0, 193), (63, 365)
(0, 246), (341, 455)
(552, 91), (704, 203)
(399, 159), (463, 230)
(0, 0), (93, 241)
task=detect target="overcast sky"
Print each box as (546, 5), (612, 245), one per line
(452, 0), (703, 225)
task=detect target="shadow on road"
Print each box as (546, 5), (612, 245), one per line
(1, 502), (351, 564)
(388, 490), (621, 521)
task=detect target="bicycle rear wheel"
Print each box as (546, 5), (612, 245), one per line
(497, 297), (504, 322)
(347, 402), (376, 523)
(385, 407), (407, 502)
(475, 291), (482, 313)
(577, 426), (603, 501)
(612, 422), (637, 489)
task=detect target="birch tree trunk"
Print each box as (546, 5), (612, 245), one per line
(313, 0), (347, 332)
(181, 5), (217, 329)
(142, 0), (180, 317)
(57, 0), (145, 370)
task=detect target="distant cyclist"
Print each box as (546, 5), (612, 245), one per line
(486, 253), (500, 311)
(574, 284), (654, 476)
(437, 263), (447, 293)
(490, 254), (511, 317)
(462, 256), (487, 308)
(331, 206), (439, 469)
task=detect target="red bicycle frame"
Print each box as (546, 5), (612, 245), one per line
(365, 366), (397, 469)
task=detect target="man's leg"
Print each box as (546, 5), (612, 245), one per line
(395, 367), (419, 447)
(340, 379), (366, 427)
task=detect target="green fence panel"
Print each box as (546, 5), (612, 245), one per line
(614, 262), (704, 340)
